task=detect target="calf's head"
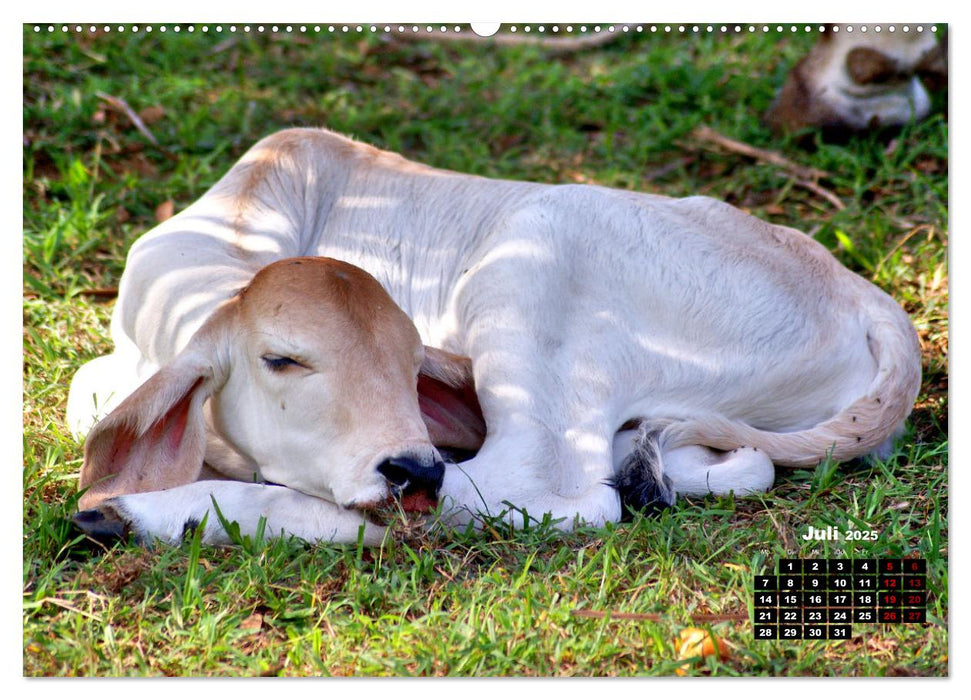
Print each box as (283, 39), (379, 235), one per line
(78, 257), (484, 518)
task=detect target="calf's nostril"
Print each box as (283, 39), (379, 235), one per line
(377, 456), (445, 494)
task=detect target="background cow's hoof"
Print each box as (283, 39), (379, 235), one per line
(73, 505), (133, 546)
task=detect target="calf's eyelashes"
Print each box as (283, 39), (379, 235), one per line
(260, 354), (307, 372)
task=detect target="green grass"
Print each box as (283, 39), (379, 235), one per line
(23, 24), (948, 676)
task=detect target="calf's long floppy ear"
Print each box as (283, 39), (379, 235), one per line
(418, 347), (486, 452)
(77, 302), (236, 511)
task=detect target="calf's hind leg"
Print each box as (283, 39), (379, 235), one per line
(611, 424), (775, 513)
(661, 444), (775, 497)
(609, 426), (677, 519)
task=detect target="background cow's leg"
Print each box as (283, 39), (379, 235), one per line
(74, 481), (386, 546)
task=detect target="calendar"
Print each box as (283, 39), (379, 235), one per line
(753, 558), (927, 640)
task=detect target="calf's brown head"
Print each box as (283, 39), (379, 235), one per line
(78, 257), (484, 519)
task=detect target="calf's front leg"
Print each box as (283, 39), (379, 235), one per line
(73, 480), (387, 546)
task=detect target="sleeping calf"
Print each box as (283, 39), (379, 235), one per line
(74, 257), (484, 545)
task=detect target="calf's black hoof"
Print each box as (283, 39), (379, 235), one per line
(73, 506), (131, 546)
(615, 472), (676, 521)
(611, 428), (677, 521)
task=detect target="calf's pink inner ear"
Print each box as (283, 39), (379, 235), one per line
(79, 375), (210, 511)
(136, 378), (198, 462)
(418, 348), (485, 451)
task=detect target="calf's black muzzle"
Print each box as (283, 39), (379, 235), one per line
(377, 456), (446, 502)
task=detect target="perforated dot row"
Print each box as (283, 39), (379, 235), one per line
(32, 24), (940, 35)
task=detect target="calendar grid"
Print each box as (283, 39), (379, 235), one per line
(753, 558), (926, 639)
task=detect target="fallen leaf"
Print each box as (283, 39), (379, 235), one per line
(138, 105), (166, 125)
(239, 612), (264, 631)
(674, 627), (731, 675)
(155, 200), (175, 223)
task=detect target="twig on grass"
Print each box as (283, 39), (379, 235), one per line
(795, 178), (846, 210)
(572, 610), (749, 623)
(96, 92), (159, 146)
(23, 287), (119, 300)
(878, 224), (940, 272)
(79, 287), (119, 299)
(692, 126), (829, 181)
(690, 125), (845, 210)
(28, 596), (104, 622)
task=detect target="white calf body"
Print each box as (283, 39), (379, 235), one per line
(68, 128), (921, 544)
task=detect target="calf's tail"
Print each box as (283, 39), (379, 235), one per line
(659, 296), (922, 467)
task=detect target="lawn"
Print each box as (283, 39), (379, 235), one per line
(22, 23), (948, 676)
